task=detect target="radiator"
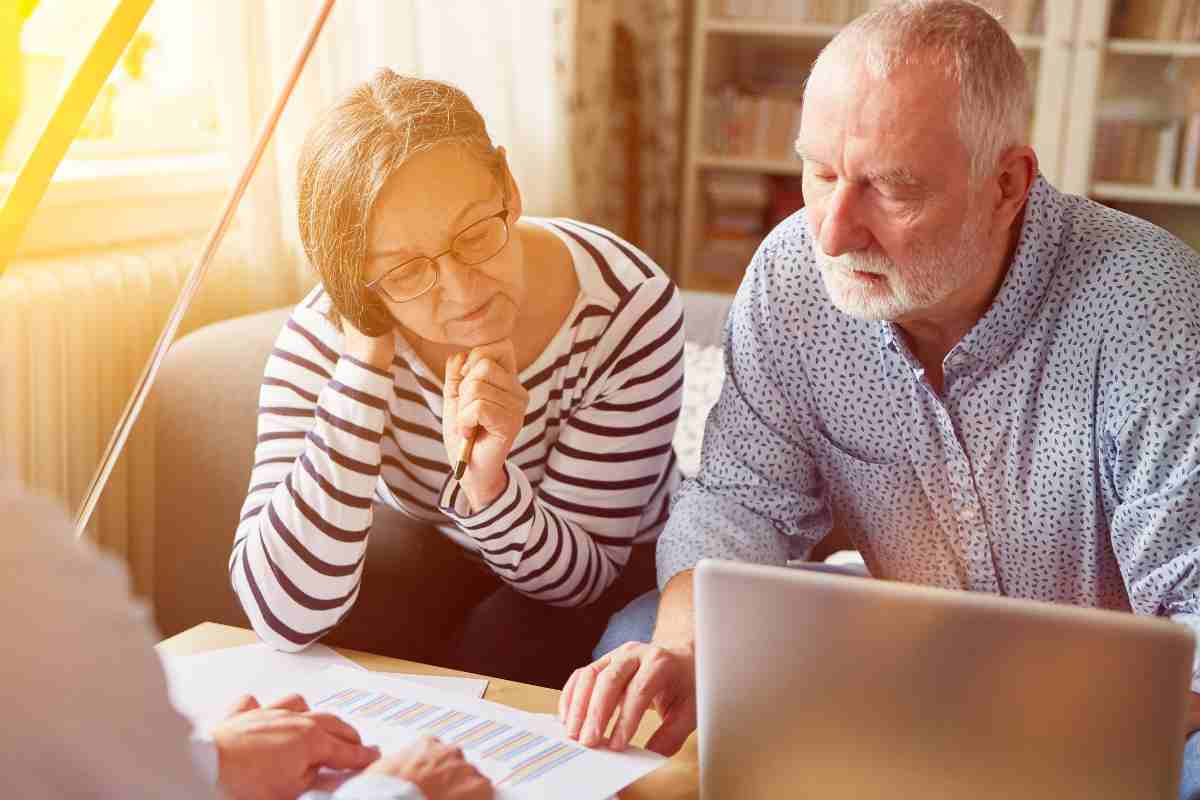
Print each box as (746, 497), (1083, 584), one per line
(0, 238), (298, 595)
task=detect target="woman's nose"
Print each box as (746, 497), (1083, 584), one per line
(434, 253), (475, 299)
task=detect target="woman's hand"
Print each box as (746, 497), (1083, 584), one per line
(342, 315), (396, 371)
(442, 340), (529, 511)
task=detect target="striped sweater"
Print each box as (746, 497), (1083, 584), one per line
(230, 218), (684, 650)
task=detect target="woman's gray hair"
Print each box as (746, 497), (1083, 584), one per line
(297, 69), (506, 329)
(807, 0), (1032, 180)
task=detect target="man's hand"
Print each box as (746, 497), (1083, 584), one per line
(211, 694), (380, 800)
(366, 736), (493, 800)
(558, 641), (697, 757)
(442, 340), (529, 511)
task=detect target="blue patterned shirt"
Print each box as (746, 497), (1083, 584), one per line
(659, 176), (1200, 684)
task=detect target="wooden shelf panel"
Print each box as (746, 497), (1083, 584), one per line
(1010, 33), (1045, 50)
(703, 18), (842, 39)
(697, 154), (805, 175)
(1091, 183), (1200, 206)
(704, 16), (1043, 50)
(1105, 39), (1200, 57)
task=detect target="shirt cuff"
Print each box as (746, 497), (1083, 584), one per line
(188, 734), (220, 786)
(438, 461), (525, 532)
(305, 773), (425, 800)
(1171, 613), (1200, 692)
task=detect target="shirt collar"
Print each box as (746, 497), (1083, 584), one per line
(876, 174), (1065, 368)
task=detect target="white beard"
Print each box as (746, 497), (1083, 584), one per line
(814, 214), (987, 322)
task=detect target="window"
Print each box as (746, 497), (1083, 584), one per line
(3, 0), (231, 255)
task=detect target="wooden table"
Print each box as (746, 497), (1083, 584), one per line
(159, 623), (699, 799)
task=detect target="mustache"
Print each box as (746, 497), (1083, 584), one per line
(815, 247), (896, 277)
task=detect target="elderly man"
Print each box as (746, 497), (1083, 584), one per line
(561, 0), (1200, 796)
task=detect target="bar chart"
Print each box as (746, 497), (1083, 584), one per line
(315, 686), (585, 788)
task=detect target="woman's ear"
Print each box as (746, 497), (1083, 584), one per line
(497, 146), (522, 221)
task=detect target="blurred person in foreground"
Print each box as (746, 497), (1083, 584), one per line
(0, 471), (490, 800)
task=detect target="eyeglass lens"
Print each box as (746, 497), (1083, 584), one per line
(377, 214), (508, 302)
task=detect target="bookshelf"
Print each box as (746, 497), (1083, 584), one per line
(677, 0), (1200, 294)
(1061, 1), (1200, 249)
(677, 0), (1071, 292)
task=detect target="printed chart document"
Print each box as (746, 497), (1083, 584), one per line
(161, 643), (488, 730)
(292, 665), (665, 800)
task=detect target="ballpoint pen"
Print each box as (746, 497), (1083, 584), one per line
(454, 429), (477, 481)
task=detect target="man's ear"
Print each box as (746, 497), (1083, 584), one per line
(993, 144), (1037, 230)
(497, 146), (522, 221)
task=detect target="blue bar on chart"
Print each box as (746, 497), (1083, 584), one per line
(312, 686), (586, 788)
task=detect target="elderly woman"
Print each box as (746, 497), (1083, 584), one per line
(229, 70), (682, 687)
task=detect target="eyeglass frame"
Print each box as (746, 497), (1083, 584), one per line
(363, 207), (511, 304)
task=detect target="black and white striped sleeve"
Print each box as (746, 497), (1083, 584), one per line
(229, 307), (390, 651)
(439, 276), (684, 607)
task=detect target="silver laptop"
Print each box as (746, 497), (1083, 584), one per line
(695, 559), (1195, 800)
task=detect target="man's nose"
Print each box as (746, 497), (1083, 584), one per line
(818, 183), (872, 258)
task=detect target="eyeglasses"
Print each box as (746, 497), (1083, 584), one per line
(365, 208), (510, 303)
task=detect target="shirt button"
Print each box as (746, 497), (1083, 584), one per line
(960, 507), (978, 523)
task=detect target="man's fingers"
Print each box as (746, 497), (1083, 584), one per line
(315, 734), (381, 771)
(579, 657), (640, 748)
(643, 703), (697, 757)
(306, 712), (364, 745)
(225, 694), (260, 717)
(610, 657), (675, 751)
(559, 669), (582, 721)
(266, 693), (309, 712)
(565, 660), (606, 741)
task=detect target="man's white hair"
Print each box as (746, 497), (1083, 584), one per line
(806, 0), (1032, 180)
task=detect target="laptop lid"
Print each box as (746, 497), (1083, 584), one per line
(695, 559), (1195, 800)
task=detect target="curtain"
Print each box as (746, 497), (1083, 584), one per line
(564, 0), (686, 271)
(225, 0), (685, 283)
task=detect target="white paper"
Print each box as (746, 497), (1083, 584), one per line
(289, 665), (664, 800)
(161, 643), (487, 731)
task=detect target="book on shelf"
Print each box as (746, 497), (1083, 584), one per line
(1093, 112), (1200, 189)
(1110, 0), (1200, 42)
(703, 85), (803, 162)
(1091, 95), (1200, 187)
(1182, 111), (1200, 190)
(1155, 121), (1183, 187)
(766, 175), (805, 229)
(700, 173), (767, 278)
(1094, 119), (1171, 185)
(699, 173), (805, 280)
